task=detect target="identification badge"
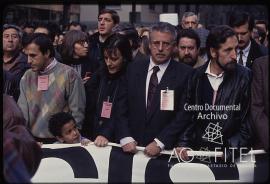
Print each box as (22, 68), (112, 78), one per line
(37, 75), (49, 91)
(101, 101), (112, 118)
(160, 88), (174, 111)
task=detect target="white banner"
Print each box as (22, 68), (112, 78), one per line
(31, 143), (267, 183)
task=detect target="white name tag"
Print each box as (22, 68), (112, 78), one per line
(101, 101), (112, 119)
(160, 89), (174, 111)
(37, 75), (49, 91)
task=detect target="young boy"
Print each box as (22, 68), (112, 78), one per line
(49, 112), (91, 145)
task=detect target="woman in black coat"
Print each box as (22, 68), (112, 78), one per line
(83, 33), (132, 146)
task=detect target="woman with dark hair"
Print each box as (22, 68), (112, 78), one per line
(61, 30), (93, 83)
(83, 33), (132, 146)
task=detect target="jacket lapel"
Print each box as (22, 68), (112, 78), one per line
(136, 58), (150, 117)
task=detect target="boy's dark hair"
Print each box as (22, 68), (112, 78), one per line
(48, 112), (75, 137)
(24, 33), (55, 57)
(98, 9), (120, 25)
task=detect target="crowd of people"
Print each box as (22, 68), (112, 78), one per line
(3, 8), (269, 182)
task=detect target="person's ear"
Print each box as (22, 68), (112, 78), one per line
(45, 50), (51, 58)
(210, 48), (217, 59)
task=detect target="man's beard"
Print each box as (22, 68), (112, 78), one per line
(216, 58), (237, 73)
(181, 56), (197, 67)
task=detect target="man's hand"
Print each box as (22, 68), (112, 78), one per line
(144, 141), (161, 157)
(94, 135), (108, 147)
(176, 147), (189, 161)
(37, 142), (43, 147)
(82, 72), (91, 84)
(82, 76), (91, 84)
(122, 141), (138, 154)
(81, 138), (91, 146)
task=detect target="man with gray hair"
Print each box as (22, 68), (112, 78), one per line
(181, 11), (199, 29)
(115, 22), (193, 157)
(3, 24), (30, 101)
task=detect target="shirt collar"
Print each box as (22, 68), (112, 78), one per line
(148, 57), (171, 72)
(40, 58), (58, 74)
(237, 40), (251, 57)
(205, 60), (224, 78)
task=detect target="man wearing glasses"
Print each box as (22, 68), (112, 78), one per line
(115, 22), (193, 157)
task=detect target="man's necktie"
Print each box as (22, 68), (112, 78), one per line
(147, 66), (160, 114)
(238, 50), (244, 65)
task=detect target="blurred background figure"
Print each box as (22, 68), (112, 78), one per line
(181, 11), (199, 29)
(250, 56), (269, 152)
(229, 11), (268, 68)
(113, 23), (146, 61)
(22, 22), (35, 35)
(34, 22), (63, 63)
(68, 21), (82, 31)
(255, 20), (268, 47)
(194, 26), (209, 62)
(3, 94), (42, 183)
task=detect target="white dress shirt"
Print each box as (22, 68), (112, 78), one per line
(145, 57), (171, 106)
(205, 61), (224, 104)
(205, 61), (224, 91)
(237, 40), (251, 67)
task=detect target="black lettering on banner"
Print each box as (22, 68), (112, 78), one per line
(108, 147), (133, 182)
(193, 158), (239, 180)
(207, 163), (239, 180)
(40, 146), (261, 182)
(42, 147), (98, 178)
(145, 155), (174, 183)
(254, 154), (268, 182)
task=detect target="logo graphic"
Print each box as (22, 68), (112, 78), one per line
(202, 122), (223, 145)
(196, 147), (211, 163)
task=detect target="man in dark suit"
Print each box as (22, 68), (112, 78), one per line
(115, 22), (193, 157)
(251, 56), (269, 152)
(228, 11), (268, 68)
